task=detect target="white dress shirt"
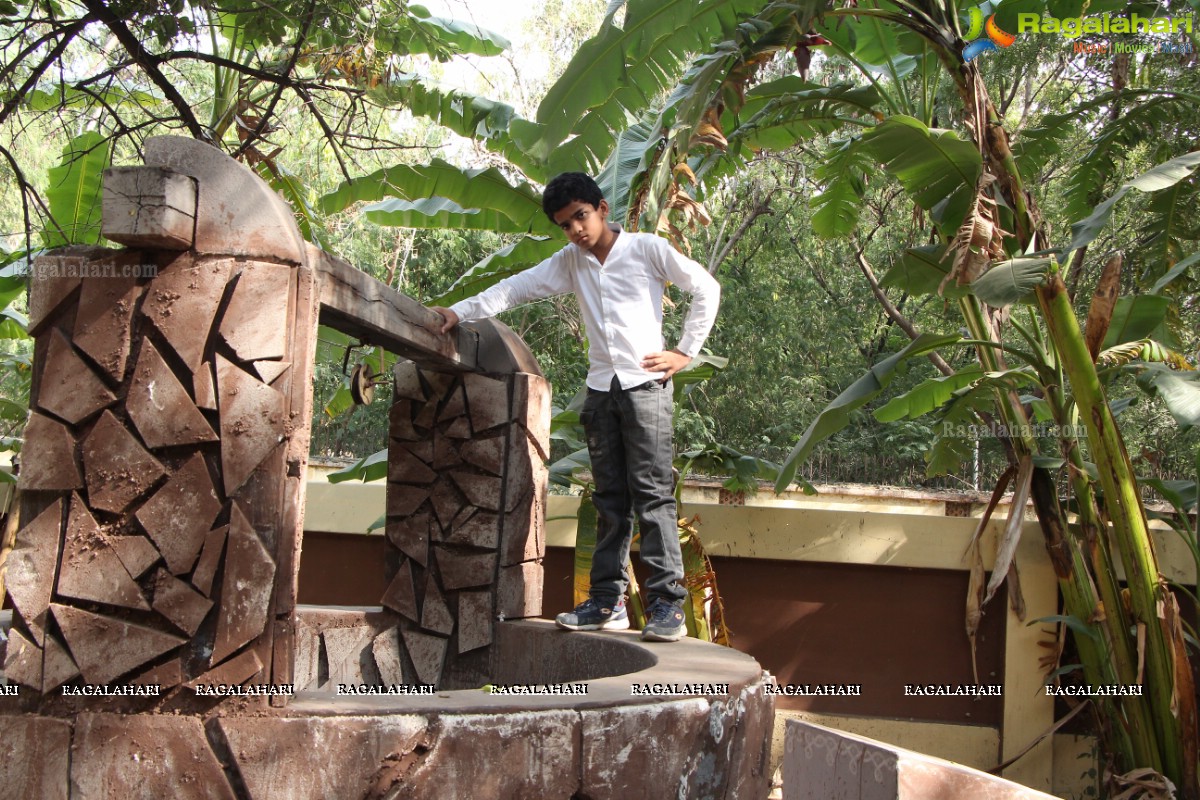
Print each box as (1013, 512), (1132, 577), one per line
(450, 225), (721, 390)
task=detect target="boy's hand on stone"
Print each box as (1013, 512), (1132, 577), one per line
(428, 306), (459, 335)
(642, 349), (691, 381)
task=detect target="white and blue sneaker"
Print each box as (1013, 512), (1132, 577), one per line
(642, 598), (686, 642)
(555, 598), (630, 631)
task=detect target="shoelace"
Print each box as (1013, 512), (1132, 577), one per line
(648, 601), (676, 623)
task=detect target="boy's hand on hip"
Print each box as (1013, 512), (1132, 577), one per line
(428, 306), (459, 335)
(641, 349), (691, 381)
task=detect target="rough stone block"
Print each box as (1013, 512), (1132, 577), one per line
(400, 711), (580, 800)
(381, 560), (419, 621)
(144, 136), (306, 263)
(59, 494), (150, 611)
(420, 575), (453, 635)
(497, 562), (542, 619)
(142, 257), (232, 375)
(127, 339), (218, 448)
(501, 490), (544, 567)
(0, 716), (72, 800)
(71, 713), (236, 800)
(51, 604), (184, 685)
(436, 548), (497, 591)
(151, 568), (214, 635)
(216, 355), (286, 495)
(218, 716), (428, 800)
(211, 503), (276, 664)
(724, 681), (776, 800)
(292, 619), (320, 691)
(5, 499), (64, 645)
(457, 591), (492, 654)
(190, 525), (227, 597)
(135, 453), (221, 574)
(37, 328), (117, 426)
(81, 410), (166, 514)
(102, 165), (196, 249)
(514, 373), (553, 461)
(17, 412), (82, 490)
(579, 699), (711, 799)
(74, 271), (143, 383)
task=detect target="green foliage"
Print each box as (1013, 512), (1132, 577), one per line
(42, 132), (111, 248)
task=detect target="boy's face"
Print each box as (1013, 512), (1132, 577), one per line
(552, 199), (609, 251)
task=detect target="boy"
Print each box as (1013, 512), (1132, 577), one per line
(429, 173), (720, 642)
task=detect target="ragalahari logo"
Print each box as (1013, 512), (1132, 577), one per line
(963, 7), (1017, 60)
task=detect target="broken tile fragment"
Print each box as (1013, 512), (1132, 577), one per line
(450, 470), (504, 512)
(3, 627), (41, 689)
(218, 261), (290, 362)
(51, 604), (185, 685)
(253, 359), (290, 384)
(37, 329), (117, 425)
(392, 361), (425, 401)
(444, 417), (472, 439)
(190, 525), (227, 596)
(386, 515), (428, 566)
(516, 373), (553, 460)
(421, 371), (454, 400)
(151, 569), (214, 635)
(445, 511), (499, 550)
(17, 412), (82, 491)
(387, 485), (430, 519)
(28, 254), (82, 333)
(126, 339), (218, 448)
(211, 503), (276, 664)
(190, 648), (264, 689)
(401, 626), (447, 686)
(380, 560), (419, 621)
(420, 575), (453, 635)
(463, 372), (509, 433)
(41, 634), (80, 693)
(388, 447), (436, 484)
(431, 433), (462, 470)
(216, 355), (286, 495)
(193, 361), (217, 410)
(438, 385), (465, 421)
(497, 562), (543, 619)
(142, 257), (232, 374)
(323, 626), (372, 685)
(429, 479), (464, 531)
(412, 401), (437, 431)
(436, 548), (497, 591)
(74, 274), (143, 382)
(81, 410), (166, 513)
(457, 591), (492, 654)
(388, 400), (419, 441)
(459, 435), (505, 476)
(59, 494), (150, 611)
(130, 658), (183, 689)
(5, 499), (64, 645)
(372, 628), (404, 685)
(134, 453), (221, 574)
(110, 535), (161, 578)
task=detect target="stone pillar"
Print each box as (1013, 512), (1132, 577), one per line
(380, 350), (550, 689)
(3, 137), (318, 700)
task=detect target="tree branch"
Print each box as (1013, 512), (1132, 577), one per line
(854, 246), (955, 376)
(708, 197), (772, 275)
(0, 18), (88, 129)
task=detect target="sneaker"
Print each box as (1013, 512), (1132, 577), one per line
(642, 599), (686, 642)
(555, 598), (630, 631)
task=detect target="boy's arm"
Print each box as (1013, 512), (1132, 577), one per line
(654, 240), (721, 358)
(429, 252), (572, 333)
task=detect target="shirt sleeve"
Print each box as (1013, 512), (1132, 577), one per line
(651, 238), (721, 358)
(448, 248), (573, 321)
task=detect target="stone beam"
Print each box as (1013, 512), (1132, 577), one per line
(310, 247), (480, 372)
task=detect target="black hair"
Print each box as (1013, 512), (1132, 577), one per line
(542, 172), (605, 221)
